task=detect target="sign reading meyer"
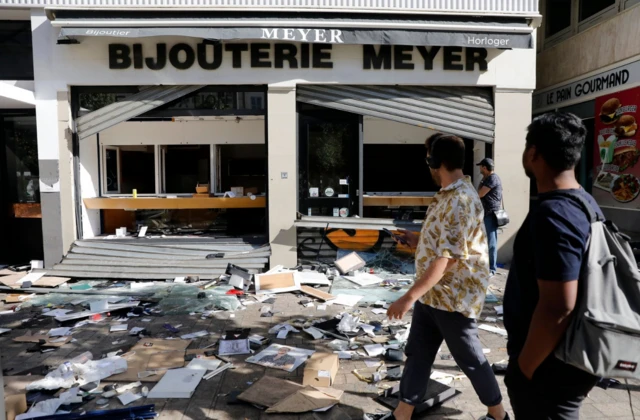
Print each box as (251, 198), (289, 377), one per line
(108, 43), (489, 71)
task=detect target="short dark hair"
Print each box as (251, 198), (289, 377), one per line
(526, 112), (586, 172)
(425, 133), (465, 170)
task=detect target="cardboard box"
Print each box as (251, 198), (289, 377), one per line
(303, 353), (339, 388)
(5, 394), (27, 420)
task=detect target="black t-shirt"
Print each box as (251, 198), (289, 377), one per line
(503, 189), (603, 382)
(479, 173), (503, 215)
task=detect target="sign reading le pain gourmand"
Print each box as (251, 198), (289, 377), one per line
(108, 43), (489, 71)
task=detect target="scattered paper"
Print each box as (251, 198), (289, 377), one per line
(180, 331), (209, 340)
(317, 305), (327, 311)
(118, 391), (142, 406)
(17, 272), (46, 284)
(327, 294), (363, 307)
(364, 344), (385, 357)
(327, 339), (349, 351)
(246, 344), (315, 372)
(48, 327), (72, 337)
(294, 272), (331, 286)
(187, 358), (222, 372)
(303, 327), (325, 340)
(277, 329), (289, 339)
(41, 309), (73, 317)
(495, 305), (504, 315)
(130, 327), (146, 335)
(483, 349), (491, 354)
(359, 324), (376, 336)
(110, 324), (128, 332)
(479, 324), (508, 337)
(364, 359), (382, 368)
(371, 308), (387, 315)
(0, 328), (11, 335)
(484, 316), (497, 323)
(343, 273), (383, 287)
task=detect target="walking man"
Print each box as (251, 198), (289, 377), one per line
(504, 112), (601, 419)
(387, 133), (508, 420)
(477, 158), (503, 275)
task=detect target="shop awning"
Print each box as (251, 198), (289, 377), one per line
(76, 85), (204, 140)
(50, 10), (534, 49)
(297, 85), (495, 143)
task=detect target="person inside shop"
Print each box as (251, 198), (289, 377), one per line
(503, 112), (601, 419)
(477, 158), (503, 276)
(386, 133), (509, 420)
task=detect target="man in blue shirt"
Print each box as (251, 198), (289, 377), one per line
(504, 112), (601, 419)
(477, 158), (503, 275)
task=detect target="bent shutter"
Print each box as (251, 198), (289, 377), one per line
(296, 85), (495, 143)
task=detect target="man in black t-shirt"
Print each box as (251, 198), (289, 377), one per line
(504, 113), (602, 419)
(477, 158), (503, 275)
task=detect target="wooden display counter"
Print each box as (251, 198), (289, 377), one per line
(363, 196), (434, 207)
(84, 196), (266, 210)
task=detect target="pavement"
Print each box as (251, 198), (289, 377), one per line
(1, 268), (639, 420)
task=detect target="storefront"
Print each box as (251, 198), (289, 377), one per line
(28, 8), (538, 268)
(532, 56), (640, 235)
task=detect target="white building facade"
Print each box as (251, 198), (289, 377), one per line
(0, 0), (540, 268)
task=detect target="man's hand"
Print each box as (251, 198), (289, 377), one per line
(395, 230), (419, 249)
(387, 294), (415, 320)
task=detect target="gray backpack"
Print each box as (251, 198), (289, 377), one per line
(554, 191), (640, 379)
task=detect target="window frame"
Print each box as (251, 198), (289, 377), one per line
(99, 144), (159, 197)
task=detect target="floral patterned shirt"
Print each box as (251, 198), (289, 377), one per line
(416, 176), (490, 318)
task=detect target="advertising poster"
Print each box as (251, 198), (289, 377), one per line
(592, 87), (640, 210)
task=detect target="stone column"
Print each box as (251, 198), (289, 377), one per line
(267, 84), (298, 268)
(494, 89), (533, 263)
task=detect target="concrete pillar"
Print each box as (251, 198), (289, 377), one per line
(32, 10), (76, 267)
(493, 89), (532, 264)
(267, 84), (298, 268)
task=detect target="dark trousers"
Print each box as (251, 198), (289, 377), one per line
(505, 357), (598, 420)
(399, 302), (502, 407)
(484, 213), (498, 274)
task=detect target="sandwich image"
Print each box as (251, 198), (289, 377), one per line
(611, 145), (640, 171)
(600, 98), (621, 124)
(614, 115), (637, 137)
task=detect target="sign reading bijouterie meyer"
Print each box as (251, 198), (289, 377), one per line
(108, 43), (490, 71)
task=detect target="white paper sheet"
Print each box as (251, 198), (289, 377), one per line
(326, 294), (363, 307)
(48, 327), (72, 337)
(371, 308), (387, 315)
(180, 331), (209, 340)
(494, 305), (504, 315)
(17, 272), (46, 284)
(148, 368), (206, 399)
(342, 273), (383, 287)
(478, 324), (508, 337)
(110, 324), (128, 332)
(42, 309), (73, 317)
(364, 344), (385, 357)
(186, 358), (222, 372)
(118, 391), (142, 406)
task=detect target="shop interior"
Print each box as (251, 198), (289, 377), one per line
(76, 86), (267, 238)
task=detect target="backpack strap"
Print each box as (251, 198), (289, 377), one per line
(546, 190), (603, 223)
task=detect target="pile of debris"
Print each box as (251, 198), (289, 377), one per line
(0, 247), (510, 420)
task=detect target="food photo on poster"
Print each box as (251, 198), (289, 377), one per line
(593, 87), (640, 209)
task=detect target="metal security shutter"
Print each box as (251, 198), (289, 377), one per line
(297, 85), (495, 143)
(76, 85), (204, 140)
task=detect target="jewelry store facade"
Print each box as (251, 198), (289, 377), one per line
(0, 1), (540, 268)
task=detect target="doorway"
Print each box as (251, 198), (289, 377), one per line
(298, 106), (361, 218)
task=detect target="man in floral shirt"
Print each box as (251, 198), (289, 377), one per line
(386, 134), (507, 420)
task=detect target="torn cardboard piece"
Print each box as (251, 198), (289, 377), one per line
(266, 386), (343, 414)
(108, 338), (191, 382)
(238, 376), (304, 408)
(335, 252), (366, 274)
(303, 353), (339, 388)
(254, 272), (300, 294)
(0, 273), (69, 288)
(300, 286), (336, 302)
(147, 368), (205, 399)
